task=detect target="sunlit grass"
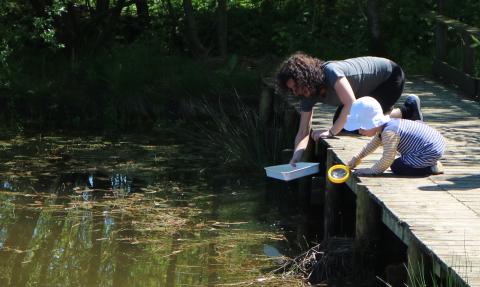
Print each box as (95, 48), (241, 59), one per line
(405, 255), (468, 287)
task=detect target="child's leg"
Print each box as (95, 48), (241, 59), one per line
(390, 158), (432, 176)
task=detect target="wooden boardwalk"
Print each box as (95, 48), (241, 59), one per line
(301, 77), (480, 285)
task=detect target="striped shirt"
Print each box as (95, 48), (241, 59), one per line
(350, 119), (445, 174)
(390, 119), (445, 167)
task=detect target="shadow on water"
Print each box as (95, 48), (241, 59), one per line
(0, 132), (305, 286)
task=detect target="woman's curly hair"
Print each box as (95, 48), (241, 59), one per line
(276, 52), (325, 96)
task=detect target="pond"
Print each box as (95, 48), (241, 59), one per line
(0, 131), (306, 286)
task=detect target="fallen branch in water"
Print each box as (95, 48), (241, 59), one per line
(273, 237), (354, 286)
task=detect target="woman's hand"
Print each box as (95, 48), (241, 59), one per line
(289, 149), (304, 167)
(311, 130), (331, 141)
(289, 154), (301, 167)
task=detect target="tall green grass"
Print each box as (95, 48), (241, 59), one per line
(405, 255), (468, 287)
(189, 93), (291, 171)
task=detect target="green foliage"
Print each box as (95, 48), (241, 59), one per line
(0, 39), (12, 84)
(472, 35), (480, 49)
(442, 0), (480, 27)
(226, 0), (370, 59)
(470, 35), (480, 77)
(377, 0), (435, 73)
(0, 0), (479, 130)
(32, 16), (65, 50)
(0, 35), (261, 130)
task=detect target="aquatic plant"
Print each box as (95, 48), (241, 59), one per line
(188, 92), (291, 171)
(405, 255), (468, 287)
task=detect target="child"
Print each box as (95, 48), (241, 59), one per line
(344, 96), (445, 176)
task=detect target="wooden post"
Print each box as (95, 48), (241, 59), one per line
(283, 105), (299, 139)
(435, 0), (446, 61)
(281, 149), (293, 164)
(301, 135), (315, 162)
(309, 139), (327, 236)
(435, 21), (447, 62)
(477, 79), (480, 99)
(310, 175), (324, 206)
(353, 184), (382, 279)
(323, 148), (341, 240)
(259, 85), (273, 125)
(462, 31), (474, 75)
(315, 139), (328, 175)
(298, 136), (316, 208)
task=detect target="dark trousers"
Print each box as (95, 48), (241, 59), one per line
(390, 158), (432, 176)
(333, 61), (405, 124)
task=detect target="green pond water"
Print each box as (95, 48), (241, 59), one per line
(0, 132), (306, 286)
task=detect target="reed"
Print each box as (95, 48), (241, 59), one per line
(405, 255), (468, 287)
(190, 93), (289, 170)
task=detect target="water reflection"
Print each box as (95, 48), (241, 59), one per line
(263, 244), (283, 257)
(1, 181), (13, 191)
(0, 133), (303, 286)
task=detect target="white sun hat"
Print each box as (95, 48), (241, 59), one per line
(344, 96), (391, 131)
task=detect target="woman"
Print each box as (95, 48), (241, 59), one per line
(276, 52), (422, 166)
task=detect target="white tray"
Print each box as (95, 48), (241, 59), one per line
(264, 162), (320, 181)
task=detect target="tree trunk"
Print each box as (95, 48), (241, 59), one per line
(66, 1), (81, 64)
(29, 0), (52, 16)
(216, 0), (227, 57)
(162, 0), (182, 49)
(134, 0), (150, 27)
(437, 0), (445, 13)
(92, 0), (128, 51)
(366, 0), (385, 56)
(182, 0), (206, 56)
(324, 0), (336, 18)
(111, 0), (127, 20)
(309, 0), (317, 33)
(95, 0), (110, 14)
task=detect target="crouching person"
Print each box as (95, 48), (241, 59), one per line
(345, 96), (445, 176)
